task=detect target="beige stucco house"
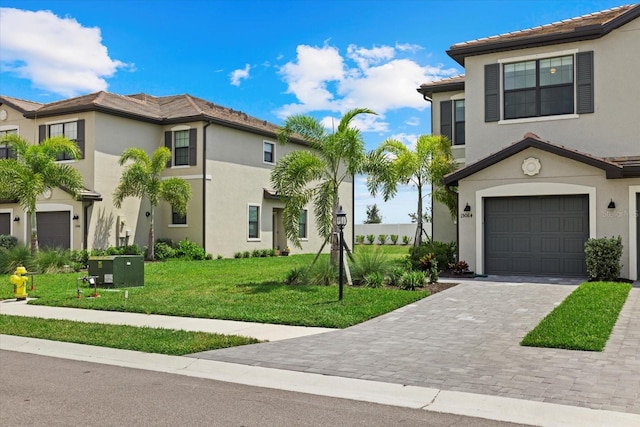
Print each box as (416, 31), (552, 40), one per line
(418, 4), (640, 280)
(0, 92), (354, 257)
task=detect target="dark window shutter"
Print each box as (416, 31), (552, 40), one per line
(76, 119), (85, 159)
(164, 131), (172, 168)
(38, 125), (46, 142)
(576, 51), (594, 114)
(440, 100), (452, 141)
(485, 63), (500, 122)
(189, 128), (197, 166)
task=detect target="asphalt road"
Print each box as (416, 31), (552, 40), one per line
(0, 350), (527, 427)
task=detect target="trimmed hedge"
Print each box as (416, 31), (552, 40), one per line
(584, 236), (623, 282)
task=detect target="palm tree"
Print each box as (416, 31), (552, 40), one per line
(0, 134), (84, 254)
(272, 108), (376, 263)
(366, 134), (456, 247)
(113, 147), (191, 261)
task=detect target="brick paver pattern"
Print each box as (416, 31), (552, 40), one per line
(192, 282), (640, 414)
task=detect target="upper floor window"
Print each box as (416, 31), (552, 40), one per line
(454, 100), (465, 145)
(503, 55), (573, 119)
(440, 99), (465, 145)
(485, 51), (593, 123)
(248, 205), (260, 239)
(299, 210), (308, 239)
(38, 120), (85, 160)
(165, 128), (197, 167)
(263, 141), (275, 164)
(171, 206), (187, 225)
(0, 129), (17, 159)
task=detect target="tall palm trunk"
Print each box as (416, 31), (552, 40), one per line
(147, 207), (155, 261)
(330, 198), (340, 265)
(29, 210), (39, 254)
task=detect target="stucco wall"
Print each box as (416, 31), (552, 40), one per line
(462, 18), (640, 163)
(456, 147), (640, 279)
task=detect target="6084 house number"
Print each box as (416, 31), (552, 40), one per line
(460, 212), (473, 218)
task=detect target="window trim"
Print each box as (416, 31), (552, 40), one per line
(173, 129), (191, 167)
(170, 205), (187, 226)
(453, 99), (465, 146)
(40, 119), (84, 161)
(496, 49), (581, 122)
(299, 209), (308, 240)
(263, 141), (275, 164)
(0, 128), (18, 159)
(247, 204), (261, 241)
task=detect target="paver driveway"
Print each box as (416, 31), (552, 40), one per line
(192, 281), (640, 414)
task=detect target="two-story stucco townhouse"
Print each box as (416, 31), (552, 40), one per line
(418, 4), (640, 280)
(0, 92), (354, 257)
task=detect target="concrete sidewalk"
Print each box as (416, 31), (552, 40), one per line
(0, 299), (336, 341)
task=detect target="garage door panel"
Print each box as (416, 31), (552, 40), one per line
(485, 195), (588, 277)
(0, 213), (10, 235)
(541, 237), (560, 253)
(37, 211), (70, 249)
(541, 217), (561, 232)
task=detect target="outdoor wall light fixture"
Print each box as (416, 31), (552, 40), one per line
(13, 216), (19, 222)
(464, 203), (471, 212)
(608, 199), (616, 209)
(73, 215), (79, 220)
(145, 211), (151, 217)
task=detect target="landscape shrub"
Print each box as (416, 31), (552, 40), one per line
(355, 235), (365, 245)
(386, 267), (406, 287)
(155, 237), (176, 248)
(390, 234), (398, 245)
(584, 236), (623, 282)
(448, 260), (471, 275)
(364, 272), (383, 288)
(251, 249), (262, 258)
(284, 266), (308, 285)
(0, 235), (18, 250)
(307, 258), (337, 286)
(175, 239), (207, 260)
(350, 246), (391, 285)
(121, 244), (143, 255)
(366, 234), (376, 245)
(70, 249), (89, 267)
(408, 241), (455, 273)
(399, 271), (425, 291)
(0, 245), (33, 274)
(233, 252), (242, 259)
(154, 242), (175, 261)
(33, 248), (78, 273)
(377, 234), (388, 245)
(242, 251), (251, 258)
(402, 236), (411, 245)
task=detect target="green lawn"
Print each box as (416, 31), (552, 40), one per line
(521, 281), (631, 351)
(0, 314), (259, 355)
(0, 253), (425, 329)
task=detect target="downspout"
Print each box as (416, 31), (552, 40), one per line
(202, 121), (211, 253)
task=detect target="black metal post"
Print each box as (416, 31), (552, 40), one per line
(339, 227), (344, 301)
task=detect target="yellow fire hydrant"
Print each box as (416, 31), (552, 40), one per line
(11, 266), (29, 301)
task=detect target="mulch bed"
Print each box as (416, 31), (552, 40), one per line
(425, 281), (458, 294)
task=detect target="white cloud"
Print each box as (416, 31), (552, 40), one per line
(230, 64), (251, 86)
(405, 116), (420, 126)
(0, 8), (129, 97)
(276, 42), (459, 123)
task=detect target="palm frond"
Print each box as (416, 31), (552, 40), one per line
(160, 178), (192, 215)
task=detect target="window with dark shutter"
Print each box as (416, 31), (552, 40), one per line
(576, 51), (594, 114)
(43, 120), (84, 160)
(440, 100), (452, 142)
(164, 131), (172, 168)
(454, 100), (465, 145)
(485, 63), (500, 122)
(189, 128), (197, 166)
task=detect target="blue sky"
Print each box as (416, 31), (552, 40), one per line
(0, 0), (628, 223)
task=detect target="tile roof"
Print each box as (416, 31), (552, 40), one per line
(447, 4), (640, 65)
(417, 75), (465, 98)
(442, 133), (639, 186)
(1, 91), (283, 138)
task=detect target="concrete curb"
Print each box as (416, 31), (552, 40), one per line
(2, 335), (638, 427)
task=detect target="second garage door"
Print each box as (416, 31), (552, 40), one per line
(484, 195), (588, 277)
(37, 211), (70, 249)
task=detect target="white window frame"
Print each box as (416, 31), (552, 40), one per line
(263, 141), (275, 165)
(497, 48), (580, 124)
(247, 204), (261, 241)
(169, 205), (188, 228)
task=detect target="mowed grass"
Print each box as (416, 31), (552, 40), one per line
(0, 252), (425, 329)
(521, 282), (631, 351)
(0, 314), (259, 355)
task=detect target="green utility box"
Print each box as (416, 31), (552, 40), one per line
(88, 255), (144, 288)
